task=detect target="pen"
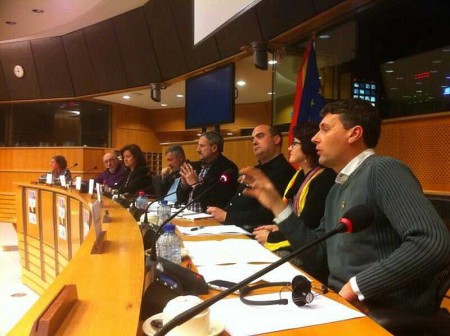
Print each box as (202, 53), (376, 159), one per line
(190, 226), (205, 231)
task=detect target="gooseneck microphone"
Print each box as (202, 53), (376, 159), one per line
(142, 178), (203, 224)
(67, 162), (78, 170)
(147, 169), (235, 266)
(154, 204), (374, 336)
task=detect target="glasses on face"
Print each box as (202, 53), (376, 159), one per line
(289, 141), (301, 148)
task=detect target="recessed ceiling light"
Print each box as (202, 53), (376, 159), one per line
(226, 132), (233, 136)
(319, 34), (330, 39)
(236, 80), (246, 86)
(161, 103), (167, 107)
(386, 61), (395, 64)
(176, 94), (184, 98)
(385, 70), (394, 73)
(122, 95), (131, 99)
(267, 92), (274, 95)
(268, 60), (277, 65)
(5, 21), (16, 25)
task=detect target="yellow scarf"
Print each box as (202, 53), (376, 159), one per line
(264, 167), (326, 251)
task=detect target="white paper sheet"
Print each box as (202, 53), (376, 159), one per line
(183, 239), (279, 265)
(209, 292), (365, 336)
(177, 225), (251, 236)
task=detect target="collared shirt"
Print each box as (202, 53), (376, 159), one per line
(335, 149), (375, 184)
(187, 162), (212, 212)
(164, 177), (181, 203)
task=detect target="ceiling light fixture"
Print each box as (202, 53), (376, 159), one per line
(123, 95), (131, 99)
(268, 60), (277, 65)
(176, 94), (184, 98)
(161, 103), (167, 107)
(385, 70), (394, 73)
(236, 80), (246, 86)
(319, 34), (330, 39)
(149, 83), (168, 102)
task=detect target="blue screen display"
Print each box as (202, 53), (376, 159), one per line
(185, 64), (235, 129)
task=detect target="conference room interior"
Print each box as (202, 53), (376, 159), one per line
(0, 0), (449, 335)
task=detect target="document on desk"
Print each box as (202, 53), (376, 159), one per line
(209, 292), (365, 336)
(183, 239), (279, 265)
(196, 262), (310, 284)
(177, 225), (251, 236)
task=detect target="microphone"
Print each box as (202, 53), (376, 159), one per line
(142, 178), (204, 224)
(147, 169), (235, 267)
(67, 162), (78, 170)
(154, 204), (374, 336)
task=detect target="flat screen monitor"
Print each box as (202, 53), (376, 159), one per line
(185, 63), (235, 129)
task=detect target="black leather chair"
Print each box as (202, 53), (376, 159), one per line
(368, 266), (450, 336)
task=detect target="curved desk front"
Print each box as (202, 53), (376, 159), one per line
(9, 183), (144, 335)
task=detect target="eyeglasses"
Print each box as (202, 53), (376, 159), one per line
(289, 141), (302, 148)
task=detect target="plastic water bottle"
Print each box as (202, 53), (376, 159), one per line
(135, 191), (149, 210)
(156, 223), (182, 265)
(157, 200), (171, 225)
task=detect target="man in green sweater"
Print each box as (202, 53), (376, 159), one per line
(240, 99), (450, 317)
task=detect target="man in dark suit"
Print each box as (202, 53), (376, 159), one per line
(207, 124), (295, 231)
(178, 131), (238, 212)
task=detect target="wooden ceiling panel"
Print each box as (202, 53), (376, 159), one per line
(0, 41), (41, 100)
(168, 0), (221, 71)
(83, 20), (128, 92)
(143, 0), (188, 81)
(62, 30), (99, 96)
(113, 8), (161, 87)
(31, 37), (74, 98)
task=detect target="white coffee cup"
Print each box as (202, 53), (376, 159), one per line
(162, 295), (210, 336)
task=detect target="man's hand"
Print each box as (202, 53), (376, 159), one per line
(180, 162), (198, 186)
(239, 167), (287, 217)
(339, 282), (369, 314)
(206, 207), (227, 222)
(161, 166), (171, 178)
(253, 225), (279, 244)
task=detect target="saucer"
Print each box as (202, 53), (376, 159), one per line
(142, 312), (225, 336)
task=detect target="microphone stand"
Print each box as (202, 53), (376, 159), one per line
(155, 204), (373, 336)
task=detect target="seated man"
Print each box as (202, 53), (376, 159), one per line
(152, 145), (187, 203)
(94, 152), (128, 191)
(207, 124), (295, 231)
(178, 131), (238, 212)
(240, 99), (450, 315)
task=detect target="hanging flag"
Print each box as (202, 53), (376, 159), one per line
(289, 40), (324, 142)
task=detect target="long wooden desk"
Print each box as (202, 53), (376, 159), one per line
(171, 218), (391, 336)
(9, 183), (145, 335)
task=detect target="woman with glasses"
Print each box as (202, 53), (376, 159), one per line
(253, 122), (335, 280)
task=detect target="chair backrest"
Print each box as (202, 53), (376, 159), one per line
(435, 264), (450, 313)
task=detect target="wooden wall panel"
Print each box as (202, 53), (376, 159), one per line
(143, 0), (188, 81)
(31, 37), (74, 98)
(83, 20), (127, 92)
(112, 8), (161, 87)
(0, 41), (41, 100)
(377, 113), (450, 192)
(168, 0), (221, 71)
(62, 30), (99, 96)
